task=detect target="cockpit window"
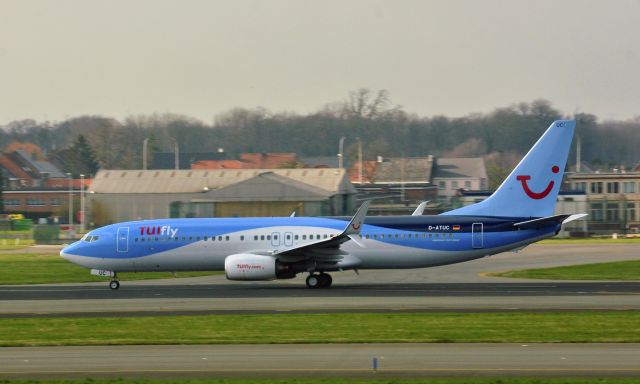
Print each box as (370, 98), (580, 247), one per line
(83, 235), (100, 242)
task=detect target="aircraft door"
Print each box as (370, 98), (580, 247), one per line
(117, 227), (129, 253)
(284, 232), (293, 246)
(271, 232), (281, 247)
(472, 223), (483, 249)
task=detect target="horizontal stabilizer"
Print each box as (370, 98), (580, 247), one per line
(514, 213), (587, 229)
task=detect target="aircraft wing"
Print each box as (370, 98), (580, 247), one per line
(271, 200), (370, 264)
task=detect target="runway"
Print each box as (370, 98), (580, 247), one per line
(1, 242), (640, 315)
(2, 343), (640, 379)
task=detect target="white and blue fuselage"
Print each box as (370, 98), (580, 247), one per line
(62, 215), (557, 272)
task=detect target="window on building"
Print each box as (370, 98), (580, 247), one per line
(4, 199), (21, 206)
(607, 182), (619, 194)
(574, 182), (586, 192)
(464, 181), (471, 189)
(590, 182), (603, 194)
(438, 181), (446, 189)
(623, 182), (636, 194)
(626, 203), (636, 222)
(606, 203), (619, 222)
(452, 181), (458, 189)
(26, 198), (46, 206)
(590, 203), (603, 221)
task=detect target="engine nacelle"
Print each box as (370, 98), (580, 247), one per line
(225, 254), (279, 281)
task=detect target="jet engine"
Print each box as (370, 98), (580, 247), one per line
(224, 254), (297, 281)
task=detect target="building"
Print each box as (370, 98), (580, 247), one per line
(0, 144), (85, 220)
(432, 157), (488, 199)
(569, 171), (640, 234)
(87, 168), (356, 224)
(349, 157), (438, 215)
(191, 153), (297, 170)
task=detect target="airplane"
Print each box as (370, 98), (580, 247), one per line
(61, 120), (586, 290)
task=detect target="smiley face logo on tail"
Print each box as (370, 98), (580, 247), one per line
(516, 165), (559, 200)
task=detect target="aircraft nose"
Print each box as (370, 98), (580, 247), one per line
(59, 247), (69, 260)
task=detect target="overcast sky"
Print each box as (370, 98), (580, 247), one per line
(1, 0), (639, 124)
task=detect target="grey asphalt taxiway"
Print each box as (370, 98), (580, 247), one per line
(2, 242), (640, 315)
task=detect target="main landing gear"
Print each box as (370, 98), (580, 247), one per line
(305, 273), (332, 289)
(109, 272), (120, 290)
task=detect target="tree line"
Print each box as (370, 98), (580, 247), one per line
(1, 90), (639, 178)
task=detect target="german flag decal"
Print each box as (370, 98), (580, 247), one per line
(453, 225), (461, 231)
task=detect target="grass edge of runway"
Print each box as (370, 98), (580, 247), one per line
(2, 379), (640, 384)
(1, 311), (640, 347)
(488, 259), (640, 280)
(0, 253), (222, 284)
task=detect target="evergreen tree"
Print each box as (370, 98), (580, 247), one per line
(74, 135), (100, 176)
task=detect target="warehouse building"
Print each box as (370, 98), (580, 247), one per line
(87, 168), (356, 225)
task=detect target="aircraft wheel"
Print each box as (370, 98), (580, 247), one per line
(318, 273), (332, 288)
(109, 280), (120, 290)
(305, 274), (321, 289)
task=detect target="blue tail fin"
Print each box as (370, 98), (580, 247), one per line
(442, 120), (575, 218)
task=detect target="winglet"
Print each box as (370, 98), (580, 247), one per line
(342, 200), (371, 236)
(562, 213), (588, 224)
(412, 201), (429, 216)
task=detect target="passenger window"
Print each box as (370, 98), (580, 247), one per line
(267, 235), (271, 240)
(302, 235), (307, 240)
(204, 236), (208, 241)
(365, 235), (370, 239)
(373, 234), (377, 239)
(323, 234), (328, 239)
(294, 235), (299, 240)
(196, 236), (200, 241)
(218, 236), (222, 241)
(240, 236), (244, 241)
(135, 238), (138, 242)
(254, 235), (258, 241)
(225, 236), (229, 241)
(261, 235), (265, 241)
(141, 238), (145, 242)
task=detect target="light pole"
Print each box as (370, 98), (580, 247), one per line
(172, 138), (179, 170)
(356, 137), (363, 184)
(338, 136), (345, 169)
(142, 138), (149, 170)
(66, 172), (72, 237)
(80, 174), (85, 234)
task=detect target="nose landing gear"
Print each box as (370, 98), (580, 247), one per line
(109, 273), (120, 290)
(305, 272), (332, 288)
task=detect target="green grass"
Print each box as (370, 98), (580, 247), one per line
(3, 380), (640, 384)
(2, 380), (640, 384)
(1, 312), (639, 347)
(0, 253), (220, 285)
(490, 260), (640, 280)
(539, 237), (640, 244)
